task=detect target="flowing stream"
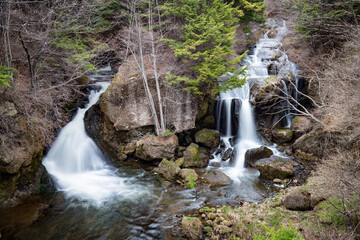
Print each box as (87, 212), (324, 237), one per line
(0, 19), (302, 240)
(211, 18), (299, 189)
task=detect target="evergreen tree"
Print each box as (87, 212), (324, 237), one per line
(162, 0), (264, 94)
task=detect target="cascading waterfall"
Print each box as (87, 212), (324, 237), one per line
(43, 65), (150, 206)
(212, 19), (299, 180)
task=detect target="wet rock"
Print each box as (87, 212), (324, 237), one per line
(221, 148), (233, 161)
(219, 140), (225, 149)
(291, 116), (312, 139)
(245, 146), (273, 168)
(209, 161), (221, 168)
(175, 146), (187, 158)
(282, 191), (312, 211)
(273, 178), (282, 184)
(229, 137), (236, 147)
(154, 159), (180, 181)
(214, 147), (224, 155)
(117, 140), (137, 161)
(194, 129), (220, 149)
(255, 155), (293, 180)
(182, 143), (209, 168)
(203, 170), (231, 187)
(135, 135), (178, 161)
(229, 147), (237, 166)
(180, 169), (198, 182)
(182, 217), (202, 240)
(272, 129), (293, 143)
(231, 99), (241, 135)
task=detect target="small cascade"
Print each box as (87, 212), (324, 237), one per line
(281, 80), (292, 127)
(43, 66), (151, 206)
(212, 19), (300, 180)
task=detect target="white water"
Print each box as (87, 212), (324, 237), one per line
(212, 19), (297, 181)
(43, 74), (150, 206)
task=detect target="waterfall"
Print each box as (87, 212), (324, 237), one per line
(212, 19), (299, 180)
(43, 66), (150, 206)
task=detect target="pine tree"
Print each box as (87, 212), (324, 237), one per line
(162, 0), (258, 94)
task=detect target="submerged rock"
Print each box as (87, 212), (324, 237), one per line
(255, 155), (293, 180)
(291, 116), (312, 139)
(245, 146), (273, 168)
(154, 158), (180, 181)
(194, 128), (220, 149)
(282, 191), (312, 211)
(183, 143), (209, 168)
(203, 170), (231, 187)
(135, 135), (178, 161)
(182, 217), (202, 240)
(272, 129), (293, 143)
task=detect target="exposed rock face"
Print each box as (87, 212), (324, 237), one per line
(291, 116), (312, 139)
(272, 129), (293, 143)
(101, 73), (205, 132)
(194, 129), (220, 149)
(255, 155), (293, 180)
(135, 135), (178, 161)
(0, 103), (45, 203)
(182, 143), (209, 168)
(282, 191), (312, 211)
(182, 217), (202, 240)
(203, 170), (231, 187)
(245, 146), (273, 167)
(154, 158), (180, 181)
(85, 61), (216, 163)
(250, 76), (285, 131)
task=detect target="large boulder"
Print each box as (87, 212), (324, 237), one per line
(255, 155), (293, 180)
(282, 191), (312, 211)
(272, 129), (293, 143)
(250, 76), (290, 131)
(182, 143), (209, 168)
(154, 158), (180, 181)
(245, 146), (273, 167)
(135, 135), (178, 161)
(182, 217), (202, 240)
(291, 116), (312, 139)
(203, 170), (231, 187)
(194, 128), (220, 149)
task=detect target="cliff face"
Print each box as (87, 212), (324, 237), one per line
(85, 54), (216, 162)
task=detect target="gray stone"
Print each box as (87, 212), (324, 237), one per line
(255, 155), (293, 180)
(203, 170), (231, 187)
(245, 146), (273, 168)
(282, 191), (312, 211)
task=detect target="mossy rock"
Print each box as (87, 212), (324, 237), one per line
(255, 155), (293, 180)
(183, 143), (209, 168)
(182, 216), (202, 240)
(272, 129), (293, 143)
(194, 128), (220, 149)
(154, 158), (180, 181)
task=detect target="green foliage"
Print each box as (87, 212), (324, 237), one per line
(229, 0), (266, 22)
(50, 34), (108, 71)
(317, 194), (360, 230)
(162, 0), (249, 94)
(0, 65), (18, 88)
(254, 223), (304, 240)
(162, 129), (174, 137)
(187, 174), (196, 188)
